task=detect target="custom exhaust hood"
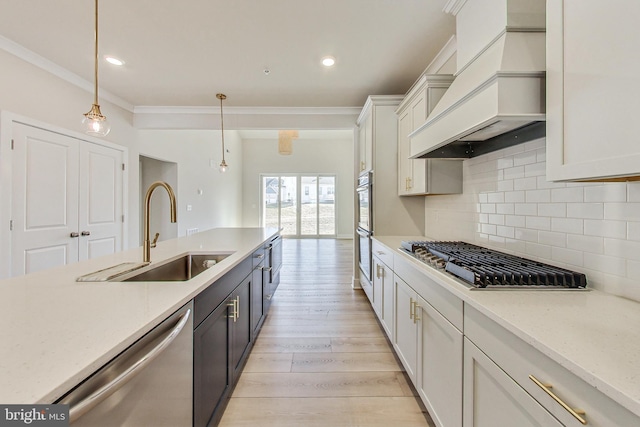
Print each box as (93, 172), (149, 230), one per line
(410, 0), (546, 159)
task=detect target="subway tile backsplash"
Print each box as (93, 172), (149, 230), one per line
(424, 138), (640, 302)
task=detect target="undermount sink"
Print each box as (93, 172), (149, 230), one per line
(115, 252), (234, 282)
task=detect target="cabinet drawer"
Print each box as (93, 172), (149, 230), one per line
(464, 305), (639, 427)
(393, 254), (462, 331)
(372, 239), (394, 269)
(252, 246), (266, 268)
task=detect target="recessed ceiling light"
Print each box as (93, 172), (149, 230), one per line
(321, 56), (336, 67)
(104, 56), (124, 66)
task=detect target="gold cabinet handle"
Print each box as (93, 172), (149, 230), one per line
(405, 177), (412, 191)
(529, 375), (587, 425)
(412, 301), (420, 324)
(236, 296), (240, 320)
(360, 160), (366, 171)
(409, 297), (415, 320)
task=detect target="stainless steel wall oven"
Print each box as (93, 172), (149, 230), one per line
(356, 172), (373, 282)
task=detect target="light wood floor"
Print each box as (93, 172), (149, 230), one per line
(219, 239), (435, 427)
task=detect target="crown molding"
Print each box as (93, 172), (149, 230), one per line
(443, 0), (468, 15)
(423, 35), (457, 75)
(133, 105), (362, 115)
(0, 35), (134, 113)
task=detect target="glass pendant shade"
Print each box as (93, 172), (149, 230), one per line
(82, 104), (111, 136)
(219, 159), (228, 173)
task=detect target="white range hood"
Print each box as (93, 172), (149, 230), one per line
(410, 0), (546, 159)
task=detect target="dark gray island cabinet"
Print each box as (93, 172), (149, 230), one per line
(194, 242), (281, 427)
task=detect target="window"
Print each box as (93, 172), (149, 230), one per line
(261, 174), (336, 237)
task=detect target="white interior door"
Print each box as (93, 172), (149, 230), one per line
(78, 142), (123, 261)
(11, 123), (79, 276)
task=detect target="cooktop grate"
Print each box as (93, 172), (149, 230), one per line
(401, 241), (587, 289)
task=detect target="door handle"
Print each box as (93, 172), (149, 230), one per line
(70, 232), (79, 238)
(81, 231), (91, 236)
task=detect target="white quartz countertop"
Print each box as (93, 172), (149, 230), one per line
(0, 227), (279, 404)
(374, 236), (640, 418)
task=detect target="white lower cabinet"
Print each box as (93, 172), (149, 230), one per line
(463, 337), (562, 427)
(371, 239), (639, 427)
(465, 304), (639, 427)
(393, 274), (463, 427)
(372, 254), (393, 337)
(417, 295), (462, 427)
(372, 257), (383, 317)
(393, 275), (418, 383)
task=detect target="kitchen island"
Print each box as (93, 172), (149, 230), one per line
(0, 227), (279, 405)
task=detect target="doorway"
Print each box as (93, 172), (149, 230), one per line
(139, 156), (178, 245)
(261, 174), (336, 237)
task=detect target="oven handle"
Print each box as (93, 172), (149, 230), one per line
(356, 227), (371, 238)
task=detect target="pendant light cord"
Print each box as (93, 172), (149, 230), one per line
(217, 94), (226, 162)
(93, 0), (99, 105)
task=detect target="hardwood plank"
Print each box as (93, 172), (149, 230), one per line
(330, 337), (393, 353)
(264, 313), (378, 327)
(243, 353), (293, 373)
(258, 323), (385, 338)
(291, 352), (400, 373)
(219, 397), (434, 427)
(232, 372), (408, 398)
(252, 337), (332, 353)
(395, 371), (419, 397)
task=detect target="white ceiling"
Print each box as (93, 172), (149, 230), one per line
(0, 0), (455, 109)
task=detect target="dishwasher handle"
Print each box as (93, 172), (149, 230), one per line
(68, 308), (191, 423)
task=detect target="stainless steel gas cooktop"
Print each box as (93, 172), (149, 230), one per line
(400, 241), (588, 290)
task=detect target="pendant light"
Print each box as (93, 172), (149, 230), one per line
(82, 0), (110, 137)
(217, 93), (228, 172)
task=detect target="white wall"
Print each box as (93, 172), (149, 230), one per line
(241, 137), (354, 237)
(425, 138), (640, 302)
(0, 48), (244, 248)
(0, 49), (141, 247)
(138, 129), (243, 235)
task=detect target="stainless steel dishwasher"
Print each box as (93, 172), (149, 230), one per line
(57, 302), (193, 426)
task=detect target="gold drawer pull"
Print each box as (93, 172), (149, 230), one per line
(409, 297), (414, 319)
(529, 375), (587, 425)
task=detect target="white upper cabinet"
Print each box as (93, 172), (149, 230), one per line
(357, 112), (372, 173)
(396, 75), (462, 196)
(547, 0), (640, 181)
